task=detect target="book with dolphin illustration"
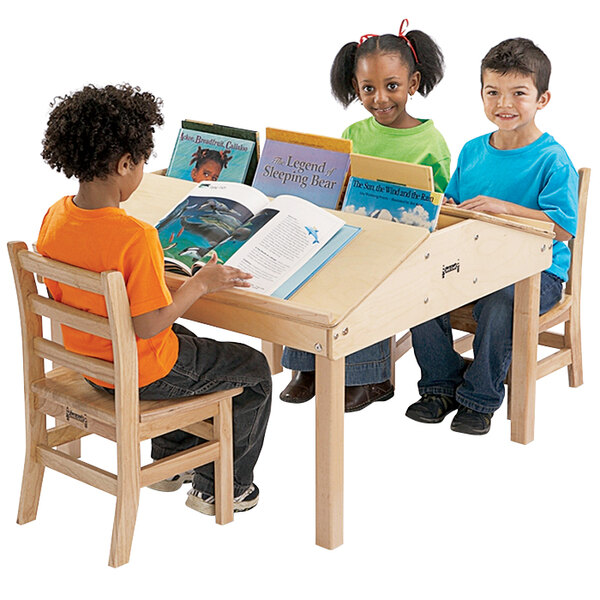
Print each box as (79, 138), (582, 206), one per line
(155, 181), (360, 298)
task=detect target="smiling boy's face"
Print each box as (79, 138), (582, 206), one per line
(481, 69), (550, 135)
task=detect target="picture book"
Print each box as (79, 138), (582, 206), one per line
(341, 176), (443, 233)
(251, 128), (352, 210)
(155, 181), (360, 298)
(182, 119), (260, 185)
(166, 125), (256, 185)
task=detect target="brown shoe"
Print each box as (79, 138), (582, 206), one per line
(344, 380), (394, 413)
(279, 371), (315, 403)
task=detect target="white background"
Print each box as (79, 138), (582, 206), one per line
(1, 1), (598, 597)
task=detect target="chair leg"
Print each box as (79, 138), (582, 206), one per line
(214, 397), (234, 525)
(565, 313), (583, 387)
(17, 409), (47, 525)
(108, 442), (141, 567)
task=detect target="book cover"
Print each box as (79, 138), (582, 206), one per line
(341, 176), (443, 233)
(182, 120), (260, 185)
(166, 127), (255, 184)
(252, 129), (351, 209)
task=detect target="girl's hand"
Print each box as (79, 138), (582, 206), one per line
(459, 195), (514, 215)
(443, 196), (456, 205)
(192, 253), (252, 294)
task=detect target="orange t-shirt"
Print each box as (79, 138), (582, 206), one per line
(36, 196), (179, 388)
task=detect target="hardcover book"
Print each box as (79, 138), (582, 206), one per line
(182, 120), (260, 185)
(251, 128), (352, 209)
(166, 125), (256, 184)
(155, 181), (360, 298)
(341, 176), (443, 232)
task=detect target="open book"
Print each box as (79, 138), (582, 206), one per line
(155, 181), (360, 298)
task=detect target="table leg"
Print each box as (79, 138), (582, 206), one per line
(261, 341), (283, 375)
(315, 355), (344, 549)
(510, 273), (541, 444)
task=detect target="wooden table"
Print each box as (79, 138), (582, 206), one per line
(127, 173), (554, 549)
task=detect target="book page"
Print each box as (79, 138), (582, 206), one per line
(156, 181), (268, 274)
(222, 195), (344, 295)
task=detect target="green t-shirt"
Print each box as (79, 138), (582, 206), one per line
(342, 117), (451, 193)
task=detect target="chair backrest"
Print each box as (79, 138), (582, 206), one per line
(8, 241), (138, 409)
(565, 167), (591, 299)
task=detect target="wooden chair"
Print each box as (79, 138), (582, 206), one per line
(9, 241), (241, 567)
(449, 167), (590, 409)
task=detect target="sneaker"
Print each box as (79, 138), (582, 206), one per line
(185, 483), (260, 516)
(405, 393), (459, 423)
(147, 470), (194, 492)
(450, 405), (493, 435)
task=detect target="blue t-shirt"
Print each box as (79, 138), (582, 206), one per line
(445, 132), (578, 281)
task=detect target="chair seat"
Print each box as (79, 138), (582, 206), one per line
(33, 367), (242, 442)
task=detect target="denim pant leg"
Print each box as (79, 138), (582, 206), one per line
(411, 315), (465, 397)
(141, 323), (272, 497)
(281, 340), (391, 386)
(456, 272), (563, 413)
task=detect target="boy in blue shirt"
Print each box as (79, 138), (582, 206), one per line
(405, 38), (579, 435)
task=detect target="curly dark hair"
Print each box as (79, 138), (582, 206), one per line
(41, 84), (164, 182)
(481, 38), (551, 97)
(330, 28), (445, 107)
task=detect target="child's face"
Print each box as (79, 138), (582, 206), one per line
(353, 52), (420, 129)
(481, 69), (550, 134)
(191, 159), (222, 182)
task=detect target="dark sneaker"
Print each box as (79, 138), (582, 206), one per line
(450, 406), (493, 435)
(147, 469), (194, 492)
(405, 393), (459, 423)
(185, 483), (260, 516)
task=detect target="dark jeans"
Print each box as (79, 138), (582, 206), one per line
(410, 271), (564, 413)
(91, 323), (272, 496)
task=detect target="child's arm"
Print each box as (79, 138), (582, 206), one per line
(132, 254), (252, 339)
(458, 195), (572, 241)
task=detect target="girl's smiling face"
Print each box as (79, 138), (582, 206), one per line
(353, 52), (420, 129)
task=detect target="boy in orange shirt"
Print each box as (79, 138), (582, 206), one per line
(37, 84), (271, 514)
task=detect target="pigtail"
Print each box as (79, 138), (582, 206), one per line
(405, 30), (445, 96)
(330, 41), (360, 107)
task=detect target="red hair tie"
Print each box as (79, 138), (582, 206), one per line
(358, 34), (377, 46)
(398, 19), (419, 64)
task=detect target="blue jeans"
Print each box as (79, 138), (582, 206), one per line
(91, 323), (271, 496)
(411, 272), (564, 413)
(281, 340), (391, 386)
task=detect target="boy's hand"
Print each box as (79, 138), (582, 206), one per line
(443, 196), (456, 205)
(192, 254), (252, 294)
(459, 195), (513, 215)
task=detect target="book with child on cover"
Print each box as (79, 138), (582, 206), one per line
(251, 128), (352, 209)
(155, 181), (360, 298)
(181, 119), (260, 185)
(166, 121), (258, 185)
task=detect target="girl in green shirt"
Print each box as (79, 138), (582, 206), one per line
(281, 20), (450, 412)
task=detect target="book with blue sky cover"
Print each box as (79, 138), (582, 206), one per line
(341, 176), (443, 233)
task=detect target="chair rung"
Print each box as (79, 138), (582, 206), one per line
(46, 423), (91, 447)
(537, 349), (573, 380)
(140, 441), (220, 488)
(181, 420), (214, 440)
(37, 445), (117, 495)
